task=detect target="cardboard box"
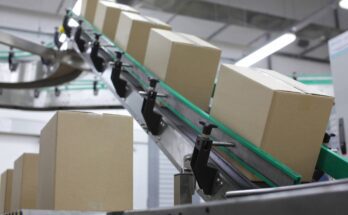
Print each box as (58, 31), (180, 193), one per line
(37, 111), (133, 211)
(210, 64), (334, 181)
(94, 1), (138, 39)
(81, 0), (99, 23)
(115, 12), (171, 64)
(11, 153), (38, 211)
(0, 169), (13, 213)
(144, 29), (221, 111)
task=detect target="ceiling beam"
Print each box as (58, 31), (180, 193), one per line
(299, 38), (328, 57)
(206, 23), (229, 41)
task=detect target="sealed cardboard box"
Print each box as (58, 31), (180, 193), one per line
(115, 12), (171, 64)
(0, 169), (13, 213)
(144, 29), (221, 111)
(81, 0), (99, 23)
(94, 1), (138, 39)
(210, 64), (334, 181)
(37, 111), (133, 211)
(11, 153), (38, 211)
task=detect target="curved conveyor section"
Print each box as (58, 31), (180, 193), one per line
(0, 31), (88, 89)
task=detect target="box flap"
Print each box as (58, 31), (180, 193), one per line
(223, 64), (304, 93)
(100, 1), (138, 13)
(151, 29), (220, 50)
(179, 33), (220, 50)
(151, 29), (191, 44)
(145, 17), (171, 28)
(256, 68), (330, 96)
(121, 12), (170, 28)
(121, 11), (147, 22)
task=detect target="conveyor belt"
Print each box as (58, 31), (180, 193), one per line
(64, 12), (301, 197)
(1, 10), (348, 201)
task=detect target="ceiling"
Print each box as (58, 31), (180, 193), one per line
(132, 0), (348, 63)
(1, 0), (347, 65)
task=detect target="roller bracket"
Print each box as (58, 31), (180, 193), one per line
(140, 78), (165, 135)
(8, 47), (19, 72)
(54, 27), (62, 49)
(93, 80), (99, 96)
(74, 20), (87, 53)
(62, 9), (72, 38)
(111, 51), (128, 98)
(90, 34), (106, 72)
(54, 87), (61, 97)
(190, 121), (219, 195)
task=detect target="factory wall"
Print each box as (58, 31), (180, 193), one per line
(0, 134), (39, 174)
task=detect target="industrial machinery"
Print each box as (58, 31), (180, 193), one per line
(1, 9), (348, 214)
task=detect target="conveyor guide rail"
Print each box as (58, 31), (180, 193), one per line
(67, 12), (301, 191)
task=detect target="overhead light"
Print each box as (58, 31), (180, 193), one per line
(339, 0), (348, 9)
(235, 33), (297, 67)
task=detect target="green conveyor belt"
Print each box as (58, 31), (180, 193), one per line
(70, 11), (348, 186)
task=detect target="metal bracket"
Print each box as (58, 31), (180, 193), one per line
(190, 122), (236, 195)
(339, 118), (346, 155)
(54, 87), (61, 97)
(34, 89), (40, 98)
(140, 78), (165, 135)
(8, 47), (19, 72)
(110, 52), (128, 98)
(90, 34), (106, 73)
(74, 20), (87, 53)
(174, 155), (196, 205)
(93, 80), (99, 96)
(190, 121), (219, 195)
(62, 10), (72, 38)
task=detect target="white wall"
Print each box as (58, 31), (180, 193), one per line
(0, 133), (39, 174)
(271, 55), (330, 76)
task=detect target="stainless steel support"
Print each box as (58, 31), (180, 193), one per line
(3, 180), (348, 215)
(0, 30), (57, 63)
(174, 172), (195, 205)
(123, 179), (348, 215)
(0, 31), (90, 89)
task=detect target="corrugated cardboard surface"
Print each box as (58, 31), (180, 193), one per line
(0, 170), (13, 213)
(144, 29), (221, 111)
(37, 111), (133, 211)
(211, 64), (334, 181)
(81, 0), (99, 23)
(115, 12), (171, 64)
(93, 1), (138, 39)
(11, 154), (38, 211)
(37, 114), (57, 210)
